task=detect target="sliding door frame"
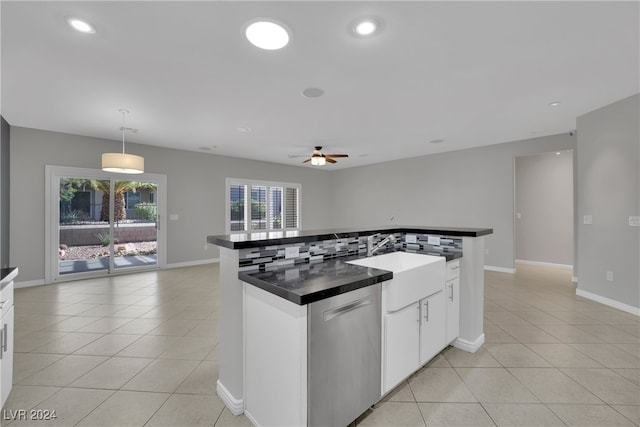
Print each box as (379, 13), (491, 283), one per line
(45, 165), (167, 284)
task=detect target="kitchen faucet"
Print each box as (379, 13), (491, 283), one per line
(368, 234), (396, 256)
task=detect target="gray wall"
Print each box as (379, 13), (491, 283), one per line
(0, 116), (9, 268)
(515, 151), (574, 266)
(326, 133), (577, 270)
(577, 94), (639, 309)
(9, 127), (333, 282)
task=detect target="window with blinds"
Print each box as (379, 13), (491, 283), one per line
(226, 179), (301, 233)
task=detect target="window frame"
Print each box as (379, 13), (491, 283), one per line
(225, 178), (301, 234)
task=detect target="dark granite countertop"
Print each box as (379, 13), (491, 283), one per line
(208, 225), (493, 250)
(1, 267), (18, 290)
(239, 251), (461, 305)
(240, 257), (393, 305)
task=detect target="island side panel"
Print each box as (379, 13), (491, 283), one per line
(217, 247), (244, 414)
(455, 236), (486, 352)
(244, 283), (307, 427)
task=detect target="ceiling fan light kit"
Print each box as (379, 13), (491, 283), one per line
(302, 146), (348, 166)
(102, 109), (145, 174)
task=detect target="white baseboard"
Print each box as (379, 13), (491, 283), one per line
(14, 279), (46, 289)
(165, 258), (219, 269)
(576, 289), (640, 316)
(217, 380), (244, 416)
(453, 334), (485, 353)
(484, 265), (516, 274)
(244, 410), (260, 427)
(15, 259), (220, 289)
(515, 259), (573, 270)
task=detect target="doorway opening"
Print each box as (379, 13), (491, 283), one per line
(514, 150), (575, 272)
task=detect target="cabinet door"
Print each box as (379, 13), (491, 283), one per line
(419, 291), (446, 365)
(446, 278), (460, 344)
(1, 305), (14, 408)
(383, 302), (420, 394)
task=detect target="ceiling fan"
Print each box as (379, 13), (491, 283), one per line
(298, 146), (349, 166)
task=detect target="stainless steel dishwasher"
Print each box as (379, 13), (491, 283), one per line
(308, 283), (381, 427)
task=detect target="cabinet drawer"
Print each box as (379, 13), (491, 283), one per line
(0, 281), (13, 320)
(446, 260), (460, 280)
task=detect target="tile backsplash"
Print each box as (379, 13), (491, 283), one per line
(238, 233), (463, 272)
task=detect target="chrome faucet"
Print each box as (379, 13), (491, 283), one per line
(368, 234), (396, 256)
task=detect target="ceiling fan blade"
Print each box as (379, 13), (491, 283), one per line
(326, 157), (337, 163)
(326, 154), (348, 158)
(302, 158), (311, 163)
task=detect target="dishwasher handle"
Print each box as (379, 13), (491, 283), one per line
(324, 297), (372, 322)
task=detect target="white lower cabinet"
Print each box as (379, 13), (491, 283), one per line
(1, 305), (14, 407)
(445, 259), (461, 345)
(382, 289), (447, 394)
(383, 302), (420, 392)
(419, 290), (446, 365)
(445, 277), (460, 344)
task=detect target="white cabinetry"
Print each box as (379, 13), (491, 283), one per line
(381, 255), (446, 395)
(383, 302), (420, 390)
(419, 290), (446, 365)
(0, 272), (15, 409)
(445, 259), (461, 345)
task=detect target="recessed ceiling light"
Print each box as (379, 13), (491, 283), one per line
(549, 101), (561, 107)
(236, 126), (252, 133)
(302, 88), (324, 98)
(351, 17), (382, 37)
(67, 17), (96, 34)
(429, 139), (445, 144)
(245, 19), (291, 50)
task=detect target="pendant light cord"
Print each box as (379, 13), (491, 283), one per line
(120, 109), (129, 154)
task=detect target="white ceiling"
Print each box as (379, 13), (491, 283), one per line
(2, 1), (638, 170)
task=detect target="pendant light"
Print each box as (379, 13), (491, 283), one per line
(102, 109), (144, 174)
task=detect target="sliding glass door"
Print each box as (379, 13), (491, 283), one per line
(46, 166), (166, 283)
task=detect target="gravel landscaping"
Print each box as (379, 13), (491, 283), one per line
(59, 241), (157, 260)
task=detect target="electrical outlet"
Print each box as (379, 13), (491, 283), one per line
(583, 215), (593, 225)
(516, 212), (522, 219)
(629, 216), (640, 227)
(606, 271), (613, 281)
(204, 244), (208, 251)
(285, 246), (299, 259)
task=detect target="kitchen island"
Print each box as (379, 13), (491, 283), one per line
(208, 226), (492, 425)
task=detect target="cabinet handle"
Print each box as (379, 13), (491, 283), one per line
(2, 323), (6, 353)
(449, 283), (454, 301)
(0, 300), (6, 310)
(0, 327), (3, 359)
(424, 300), (429, 322)
(417, 304), (421, 323)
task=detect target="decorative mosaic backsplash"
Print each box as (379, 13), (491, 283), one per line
(238, 232), (463, 272)
(401, 233), (463, 256)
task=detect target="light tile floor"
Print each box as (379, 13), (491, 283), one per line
(2, 264), (638, 426)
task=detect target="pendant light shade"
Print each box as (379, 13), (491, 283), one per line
(102, 109), (144, 174)
(102, 152), (144, 174)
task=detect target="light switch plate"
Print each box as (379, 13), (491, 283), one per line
(285, 246), (299, 259)
(583, 215), (592, 225)
(169, 214), (179, 221)
(516, 212), (522, 219)
(629, 216), (640, 227)
(405, 234), (417, 244)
